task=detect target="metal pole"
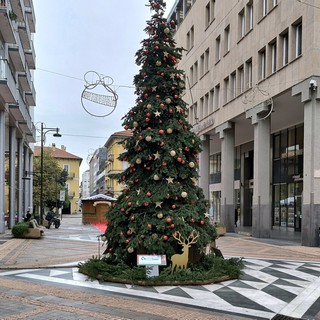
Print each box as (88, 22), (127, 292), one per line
(40, 122), (44, 225)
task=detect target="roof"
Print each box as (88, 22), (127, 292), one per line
(34, 146), (83, 163)
(104, 130), (132, 147)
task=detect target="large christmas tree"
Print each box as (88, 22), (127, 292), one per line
(103, 0), (216, 266)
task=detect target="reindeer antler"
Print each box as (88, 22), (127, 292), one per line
(172, 232), (185, 245)
(186, 231), (199, 245)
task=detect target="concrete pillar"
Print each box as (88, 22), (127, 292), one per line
(292, 76), (320, 247)
(216, 121), (235, 232)
(198, 134), (210, 202)
(23, 146), (30, 215)
(0, 111), (5, 233)
(246, 101), (272, 238)
(9, 126), (16, 228)
(17, 138), (23, 221)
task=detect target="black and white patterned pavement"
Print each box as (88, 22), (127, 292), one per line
(1, 257), (319, 320)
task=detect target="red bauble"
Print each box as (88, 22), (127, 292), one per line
(166, 217), (172, 223)
(159, 103), (165, 108)
(174, 94), (179, 99)
(127, 230), (132, 235)
(144, 202), (149, 207)
(177, 157), (182, 162)
(139, 135), (143, 140)
(128, 202), (132, 207)
(146, 112), (151, 117)
(125, 196), (129, 200)
(146, 191), (152, 197)
(145, 117), (150, 122)
(168, 108), (173, 113)
(200, 220), (205, 225)
(170, 224), (175, 228)
(120, 208), (125, 212)
(191, 218), (195, 223)
(162, 161), (167, 166)
(159, 129), (164, 134)
(163, 235), (168, 241)
(171, 204), (176, 209)
(125, 239), (130, 244)
(130, 215), (135, 221)
(148, 224), (152, 229)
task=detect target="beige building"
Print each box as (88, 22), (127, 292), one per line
(34, 145), (82, 214)
(105, 130), (132, 198)
(167, 0), (320, 246)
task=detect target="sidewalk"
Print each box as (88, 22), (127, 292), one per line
(0, 215), (319, 320)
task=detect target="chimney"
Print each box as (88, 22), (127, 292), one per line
(61, 145), (66, 151)
(52, 143), (55, 151)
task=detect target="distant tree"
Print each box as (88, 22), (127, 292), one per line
(33, 151), (68, 213)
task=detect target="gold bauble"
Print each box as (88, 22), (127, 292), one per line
(167, 128), (173, 134)
(136, 158), (142, 164)
(133, 121), (138, 127)
(145, 136), (152, 142)
(154, 174), (159, 180)
(189, 162), (195, 168)
(156, 60), (162, 66)
(181, 191), (188, 198)
(157, 212), (163, 219)
(165, 98), (171, 104)
(127, 247), (134, 253)
(170, 150), (176, 156)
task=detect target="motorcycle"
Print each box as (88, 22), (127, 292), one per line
(45, 212), (61, 229)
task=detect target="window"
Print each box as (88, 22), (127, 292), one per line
(194, 61), (198, 83)
(215, 84), (220, 110)
(205, 0), (215, 28)
(200, 53), (204, 77)
(224, 25), (230, 54)
(63, 164), (69, 174)
(245, 59), (252, 89)
(269, 40), (277, 74)
(259, 48), (266, 80)
(295, 22), (302, 58)
(230, 72), (236, 99)
(281, 30), (289, 66)
(247, 0), (253, 31)
(262, 0), (267, 17)
(239, 9), (245, 39)
(204, 92), (209, 117)
(187, 25), (194, 50)
(238, 65), (244, 94)
(189, 65), (194, 86)
(215, 35), (221, 63)
(205, 48), (209, 73)
(224, 76), (229, 104)
(200, 96), (204, 119)
(209, 89), (214, 113)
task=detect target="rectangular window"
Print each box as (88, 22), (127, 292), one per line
(281, 31), (289, 66)
(246, 59), (253, 89)
(295, 22), (302, 57)
(63, 164), (69, 173)
(204, 92), (209, 117)
(230, 72), (236, 99)
(189, 65), (194, 86)
(239, 9), (245, 39)
(200, 53), (205, 77)
(270, 40), (277, 73)
(215, 84), (220, 110)
(259, 48), (266, 80)
(205, 48), (209, 73)
(205, 2), (210, 27)
(186, 26), (194, 51)
(194, 61), (198, 83)
(215, 35), (221, 62)
(209, 88), (214, 113)
(247, 0), (253, 31)
(262, 0), (267, 17)
(238, 65), (244, 94)
(224, 76), (229, 104)
(224, 25), (230, 54)
(205, 0), (215, 27)
(200, 96), (204, 119)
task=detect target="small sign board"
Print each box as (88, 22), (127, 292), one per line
(137, 254), (167, 266)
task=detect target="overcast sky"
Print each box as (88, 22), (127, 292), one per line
(33, 0), (175, 177)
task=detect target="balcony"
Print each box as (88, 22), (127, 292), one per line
(18, 65), (32, 92)
(68, 191), (76, 198)
(0, 59), (16, 103)
(25, 39), (35, 69)
(107, 154), (114, 162)
(8, 43), (25, 72)
(25, 3), (35, 33)
(24, 79), (36, 106)
(17, 20), (31, 50)
(0, 3), (15, 43)
(10, 0), (24, 22)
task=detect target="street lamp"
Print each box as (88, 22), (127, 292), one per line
(40, 123), (61, 225)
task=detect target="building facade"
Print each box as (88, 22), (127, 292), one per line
(167, 0), (320, 246)
(0, 0), (36, 231)
(104, 130), (132, 198)
(88, 147), (107, 196)
(80, 169), (90, 200)
(34, 145), (82, 214)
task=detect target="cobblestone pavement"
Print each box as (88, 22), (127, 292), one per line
(0, 215), (319, 320)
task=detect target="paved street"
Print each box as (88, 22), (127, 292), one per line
(0, 214), (319, 320)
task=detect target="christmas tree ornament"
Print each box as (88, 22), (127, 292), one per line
(136, 158), (142, 164)
(167, 128), (173, 134)
(145, 136), (152, 142)
(157, 212), (163, 219)
(181, 191), (188, 198)
(170, 150), (176, 156)
(156, 60), (162, 66)
(164, 27), (170, 34)
(166, 177), (174, 184)
(165, 97), (172, 104)
(153, 174), (160, 180)
(127, 247), (134, 253)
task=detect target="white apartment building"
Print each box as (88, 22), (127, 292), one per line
(0, 0), (36, 231)
(167, 0), (320, 246)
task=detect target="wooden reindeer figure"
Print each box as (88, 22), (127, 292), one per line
(171, 231), (199, 273)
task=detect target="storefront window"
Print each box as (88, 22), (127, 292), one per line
(210, 153), (221, 183)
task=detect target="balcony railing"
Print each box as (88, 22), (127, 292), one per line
(0, 2), (16, 43)
(0, 59), (16, 103)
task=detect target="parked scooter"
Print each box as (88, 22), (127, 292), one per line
(45, 211), (61, 229)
